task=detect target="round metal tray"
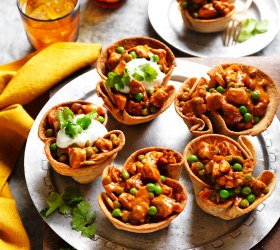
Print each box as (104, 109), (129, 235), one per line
(24, 60), (280, 249)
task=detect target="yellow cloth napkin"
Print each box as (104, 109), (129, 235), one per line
(0, 42), (102, 250)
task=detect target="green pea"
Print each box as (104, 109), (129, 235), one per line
(262, 187), (269, 194)
(149, 192), (155, 199)
(129, 188), (137, 195)
(148, 206), (157, 216)
(227, 82), (235, 88)
(239, 105), (247, 115)
(228, 156), (233, 164)
(98, 115), (105, 123)
(240, 199), (249, 208)
(137, 154), (145, 162)
(135, 92), (143, 102)
(160, 175), (166, 183)
(216, 86), (225, 93)
(50, 143), (58, 151)
(187, 154), (198, 162)
(193, 12), (198, 18)
(130, 51), (137, 59)
(198, 169), (205, 176)
(86, 147), (95, 158)
(149, 106), (157, 114)
(244, 174), (252, 181)
(254, 116), (260, 123)
(181, 1), (187, 9)
(241, 186), (252, 196)
(148, 183), (156, 192)
(247, 194), (256, 203)
(121, 170), (130, 180)
(210, 196), (216, 202)
(142, 108), (150, 116)
(58, 154), (68, 163)
(154, 185), (162, 195)
(219, 189), (230, 199)
(113, 200), (121, 209)
(233, 163), (243, 171)
(152, 54), (159, 62)
(244, 113), (252, 122)
(203, 85), (209, 91)
(251, 90), (260, 100)
(234, 186), (242, 194)
(112, 208), (121, 217)
(116, 46), (125, 54)
(179, 101), (185, 107)
(45, 128), (54, 137)
(209, 88), (215, 93)
(214, 184), (222, 191)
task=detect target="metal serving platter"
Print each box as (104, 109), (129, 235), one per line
(24, 60), (280, 250)
(148, 0), (280, 57)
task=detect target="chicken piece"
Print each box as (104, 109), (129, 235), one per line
(139, 151), (163, 182)
(149, 48), (168, 73)
(130, 186), (150, 224)
(206, 92), (223, 112)
(199, 3), (219, 19)
(104, 182), (124, 201)
(149, 88), (168, 108)
(182, 97), (206, 116)
(113, 94), (127, 110)
(125, 173), (143, 190)
(151, 194), (182, 219)
(226, 87), (249, 106)
(94, 138), (113, 152)
(68, 147), (86, 168)
(113, 60), (127, 75)
(129, 45), (150, 59)
(197, 142), (219, 160)
(106, 52), (121, 71)
(253, 101), (268, 117)
(129, 79), (145, 95)
(118, 193), (135, 210)
(126, 100), (143, 115)
(218, 141), (241, 157)
(221, 102), (243, 126)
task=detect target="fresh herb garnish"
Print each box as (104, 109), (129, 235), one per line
(56, 108), (99, 139)
(238, 18), (269, 43)
(40, 186), (97, 238)
(106, 62), (158, 90)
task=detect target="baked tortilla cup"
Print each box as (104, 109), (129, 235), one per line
(183, 134), (276, 220)
(123, 147), (184, 180)
(44, 130), (125, 184)
(38, 100), (107, 143)
(96, 36), (176, 125)
(177, 0), (235, 33)
(98, 166), (187, 233)
(175, 63), (280, 137)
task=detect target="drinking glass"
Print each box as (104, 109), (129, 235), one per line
(17, 0), (80, 50)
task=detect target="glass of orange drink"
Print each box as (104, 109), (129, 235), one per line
(17, 0), (80, 50)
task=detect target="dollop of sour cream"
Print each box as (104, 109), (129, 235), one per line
(56, 115), (108, 148)
(120, 58), (165, 94)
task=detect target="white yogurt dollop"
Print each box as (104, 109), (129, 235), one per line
(56, 115), (108, 148)
(119, 58), (165, 94)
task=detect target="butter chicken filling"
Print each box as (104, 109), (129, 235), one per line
(102, 150), (185, 225)
(45, 103), (121, 168)
(187, 140), (270, 209)
(178, 0), (234, 19)
(177, 64), (270, 131)
(104, 44), (174, 117)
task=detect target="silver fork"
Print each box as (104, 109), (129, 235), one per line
(223, 0), (253, 46)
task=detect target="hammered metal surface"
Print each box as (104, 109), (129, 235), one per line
(24, 61), (280, 250)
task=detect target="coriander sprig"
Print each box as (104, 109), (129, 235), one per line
(56, 108), (99, 139)
(40, 186), (97, 238)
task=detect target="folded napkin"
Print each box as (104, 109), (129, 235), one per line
(0, 42), (102, 250)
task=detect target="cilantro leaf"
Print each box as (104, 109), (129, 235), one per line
(81, 225), (96, 238)
(40, 186), (97, 238)
(71, 201), (96, 231)
(56, 107), (74, 129)
(255, 19), (268, 34)
(238, 18), (269, 43)
(64, 121), (83, 139)
(140, 63), (158, 82)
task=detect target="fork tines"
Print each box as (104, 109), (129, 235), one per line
(223, 20), (243, 47)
